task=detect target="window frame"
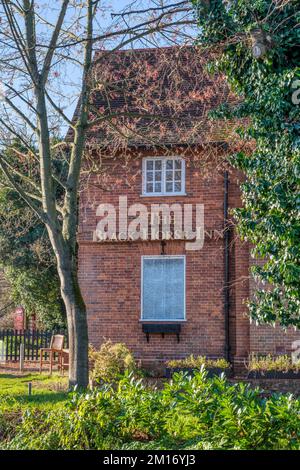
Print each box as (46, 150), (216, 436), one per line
(142, 156), (186, 196)
(140, 255), (186, 322)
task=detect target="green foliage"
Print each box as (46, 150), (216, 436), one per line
(248, 354), (300, 372)
(0, 141), (66, 329)
(3, 267), (65, 330)
(166, 355), (230, 369)
(0, 410), (22, 443)
(89, 341), (137, 384)
(2, 370), (300, 450)
(193, 0), (300, 326)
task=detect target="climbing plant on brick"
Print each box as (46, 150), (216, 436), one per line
(193, 0), (300, 326)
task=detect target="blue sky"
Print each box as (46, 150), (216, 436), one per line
(45, 0), (196, 123)
(1, 1), (197, 133)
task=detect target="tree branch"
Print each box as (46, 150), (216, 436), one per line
(41, 0), (70, 85)
(2, 95), (37, 132)
(0, 152), (47, 223)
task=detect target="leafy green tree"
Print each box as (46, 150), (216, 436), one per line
(0, 142), (66, 329)
(3, 267), (65, 330)
(193, 0), (300, 326)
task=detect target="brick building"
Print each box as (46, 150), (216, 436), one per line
(78, 47), (300, 373)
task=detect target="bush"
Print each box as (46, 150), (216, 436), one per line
(166, 355), (230, 370)
(89, 341), (137, 384)
(247, 354), (300, 372)
(2, 370), (300, 450)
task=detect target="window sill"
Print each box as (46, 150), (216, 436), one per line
(140, 193), (187, 198)
(140, 320), (186, 323)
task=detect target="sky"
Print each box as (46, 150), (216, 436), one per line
(0, 1), (197, 136)
(43, 0), (196, 122)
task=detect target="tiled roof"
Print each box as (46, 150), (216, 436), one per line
(80, 46), (240, 148)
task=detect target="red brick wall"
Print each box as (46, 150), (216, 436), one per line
(79, 240), (227, 368)
(78, 150), (247, 369)
(78, 149), (299, 370)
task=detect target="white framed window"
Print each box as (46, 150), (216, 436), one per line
(142, 157), (185, 196)
(141, 255), (186, 321)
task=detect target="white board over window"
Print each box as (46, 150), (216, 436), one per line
(141, 256), (185, 321)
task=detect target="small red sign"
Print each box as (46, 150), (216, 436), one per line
(14, 306), (25, 331)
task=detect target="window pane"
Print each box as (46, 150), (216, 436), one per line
(166, 160), (174, 170)
(155, 160), (162, 170)
(147, 171), (153, 181)
(155, 182), (162, 192)
(146, 160), (153, 170)
(142, 257), (185, 320)
(175, 171), (181, 180)
(155, 171), (162, 181)
(166, 182), (173, 192)
(174, 182), (181, 192)
(175, 160), (182, 170)
(166, 170), (173, 181)
(146, 183), (153, 193)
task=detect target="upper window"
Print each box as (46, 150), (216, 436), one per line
(141, 256), (185, 321)
(142, 157), (185, 196)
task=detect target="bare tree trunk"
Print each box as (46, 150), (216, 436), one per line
(45, 217), (88, 387)
(56, 248), (89, 388)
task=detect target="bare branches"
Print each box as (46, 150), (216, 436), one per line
(2, 94), (37, 131)
(41, 0), (69, 85)
(111, 0), (189, 17)
(62, 0), (95, 246)
(0, 0), (201, 241)
(22, 0), (39, 80)
(0, 151), (46, 223)
(3, 81), (37, 113)
(1, 0), (33, 79)
(45, 89), (74, 128)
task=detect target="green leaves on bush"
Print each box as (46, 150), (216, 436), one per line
(89, 341), (137, 385)
(2, 370), (300, 450)
(166, 355), (230, 370)
(247, 354), (300, 372)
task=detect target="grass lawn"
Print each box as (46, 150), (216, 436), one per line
(0, 372), (69, 410)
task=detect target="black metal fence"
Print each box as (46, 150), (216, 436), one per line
(0, 329), (68, 362)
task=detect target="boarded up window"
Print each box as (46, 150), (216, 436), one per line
(142, 256), (185, 320)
